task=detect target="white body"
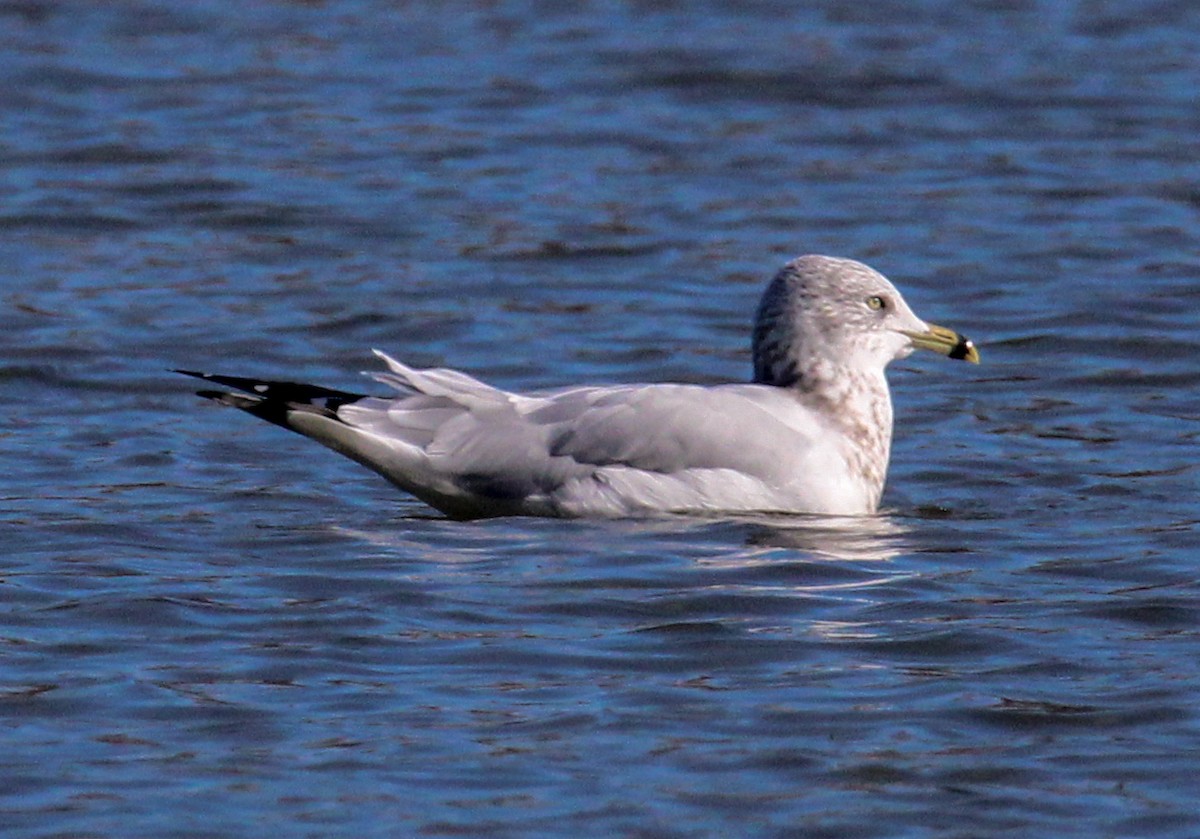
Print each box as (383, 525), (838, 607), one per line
(295, 351), (891, 518)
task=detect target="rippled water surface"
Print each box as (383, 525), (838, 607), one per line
(4, 1), (1200, 836)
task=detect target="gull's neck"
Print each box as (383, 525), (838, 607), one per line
(760, 358), (894, 510)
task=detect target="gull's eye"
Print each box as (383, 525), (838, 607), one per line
(866, 295), (888, 311)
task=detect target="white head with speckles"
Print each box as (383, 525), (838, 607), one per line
(752, 255), (976, 389)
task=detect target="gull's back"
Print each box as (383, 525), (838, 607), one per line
(287, 351), (877, 518)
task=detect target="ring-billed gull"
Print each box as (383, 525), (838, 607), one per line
(179, 255), (978, 518)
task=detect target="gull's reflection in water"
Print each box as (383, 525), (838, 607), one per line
(716, 511), (911, 564)
(330, 511), (911, 567)
(330, 513), (913, 641)
(682, 514), (915, 642)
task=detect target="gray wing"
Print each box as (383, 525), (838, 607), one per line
(184, 352), (854, 516)
(532, 384), (803, 477)
(337, 353), (837, 515)
(525, 383), (851, 514)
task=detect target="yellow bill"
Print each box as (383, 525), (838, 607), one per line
(902, 323), (980, 363)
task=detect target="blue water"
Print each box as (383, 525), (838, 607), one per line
(4, 1), (1200, 836)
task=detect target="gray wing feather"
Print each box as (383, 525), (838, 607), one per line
(538, 385), (803, 478)
(190, 351), (848, 516)
(342, 357), (813, 506)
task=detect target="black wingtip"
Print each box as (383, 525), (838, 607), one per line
(179, 368), (371, 437)
(194, 388), (236, 402)
(191, 388), (301, 429)
(175, 369), (368, 404)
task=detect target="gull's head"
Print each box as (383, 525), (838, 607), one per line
(752, 255), (978, 387)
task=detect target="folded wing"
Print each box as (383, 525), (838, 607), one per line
(183, 352), (861, 517)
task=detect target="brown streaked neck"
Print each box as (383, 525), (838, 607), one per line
(759, 359), (894, 509)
